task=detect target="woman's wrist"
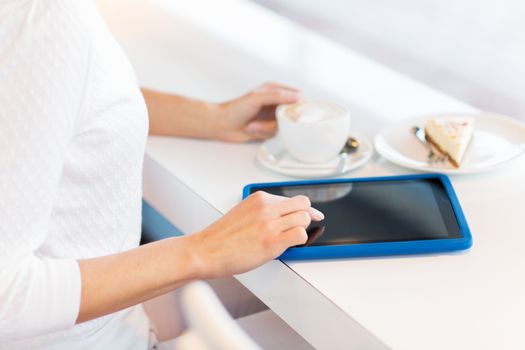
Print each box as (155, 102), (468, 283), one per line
(165, 235), (207, 282)
(203, 100), (246, 142)
(200, 101), (229, 140)
(180, 230), (222, 281)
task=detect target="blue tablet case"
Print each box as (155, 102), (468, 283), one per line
(242, 174), (472, 260)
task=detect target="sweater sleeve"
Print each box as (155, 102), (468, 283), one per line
(0, 1), (91, 340)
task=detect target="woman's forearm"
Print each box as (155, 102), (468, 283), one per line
(142, 83), (301, 142)
(75, 191), (322, 324)
(76, 235), (200, 324)
(142, 88), (222, 139)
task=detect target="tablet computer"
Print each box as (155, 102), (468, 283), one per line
(242, 174), (472, 260)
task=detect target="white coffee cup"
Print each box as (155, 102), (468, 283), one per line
(276, 101), (351, 163)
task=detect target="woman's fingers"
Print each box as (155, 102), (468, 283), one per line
(276, 195), (310, 213)
(276, 195), (324, 221)
(244, 120), (277, 140)
(251, 88), (301, 107)
(275, 210), (312, 231)
(247, 192), (324, 221)
(218, 82), (301, 143)
(280, 226), (308, 248)
(307, 207), (325, 221)
(246, 192), (324, 237)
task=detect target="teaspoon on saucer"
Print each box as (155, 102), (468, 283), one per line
(334, 137), (360, 173)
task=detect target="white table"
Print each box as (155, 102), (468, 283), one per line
(99, 0), (525, 349)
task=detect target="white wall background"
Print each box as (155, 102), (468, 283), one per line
(254, 0), (525, 121)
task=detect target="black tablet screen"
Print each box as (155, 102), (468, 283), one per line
(250, 178), (461, 246)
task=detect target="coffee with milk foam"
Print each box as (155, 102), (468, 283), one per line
(284, 102), (345, 123)
(276, 101), (351, 163)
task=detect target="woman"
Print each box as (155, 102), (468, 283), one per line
(0, 1), (323, 349)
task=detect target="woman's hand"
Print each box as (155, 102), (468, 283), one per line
(188, 191), (323, 279)
(143, 82), (300, 141)
(76, 191), (322, 323)
(214, 82), (301, 142)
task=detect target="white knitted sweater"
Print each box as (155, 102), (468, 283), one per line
(0, 1), (149, 348)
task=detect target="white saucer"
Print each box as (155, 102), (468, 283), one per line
(374, 113), (525, 174)
(257, 134), (373, 178)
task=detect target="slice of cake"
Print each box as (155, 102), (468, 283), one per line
(424, 116), (475, 168)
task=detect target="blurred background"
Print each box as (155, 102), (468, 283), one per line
(254, 0), (525, 120)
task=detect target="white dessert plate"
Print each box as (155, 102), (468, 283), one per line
(257, 134), (373, 178)
(374, 113), (525, 174)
